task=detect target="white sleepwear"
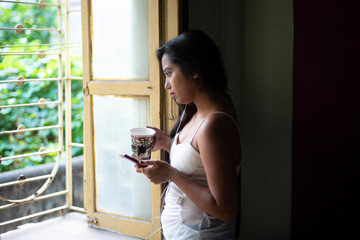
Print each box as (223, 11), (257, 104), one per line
(161, 112), (240, 240)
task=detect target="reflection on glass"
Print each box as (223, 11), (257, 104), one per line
(92, 0), (149, 79)
(93, 95), (151, 219)
(69, 12), (83, 77)
(72, 146), (84, 208)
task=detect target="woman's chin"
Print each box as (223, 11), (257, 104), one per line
(174, 98), (192, 106)
(174, 98), (182, 104)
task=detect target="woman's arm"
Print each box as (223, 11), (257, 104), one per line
(141, 116), (241, 222)
(176, 114), (241, 222)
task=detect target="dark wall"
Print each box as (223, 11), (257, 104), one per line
(292, 0), (360, 239)
(184, 0), (359, 239)
(187, 0), (293, 239)
(241, 0), (293, 239)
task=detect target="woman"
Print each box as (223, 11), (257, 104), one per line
(136, 30), (242, 239)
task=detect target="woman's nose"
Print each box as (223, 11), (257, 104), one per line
(164, 80), (170, 90)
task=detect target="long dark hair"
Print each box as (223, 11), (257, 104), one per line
(156, 30), (231, 137)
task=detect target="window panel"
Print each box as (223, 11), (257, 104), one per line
(82, 0), (164, 237)
(68, 12), (83, 77)
(92, 0), (149, 80)
(93, 95), (151, 219)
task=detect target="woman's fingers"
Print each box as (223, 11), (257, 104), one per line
(135, 160), (154, 174)
(139, 160), (156, 166)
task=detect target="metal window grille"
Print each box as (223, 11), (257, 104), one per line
(0, 0), (84, 228)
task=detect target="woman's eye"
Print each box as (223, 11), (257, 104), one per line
(164, 72), (171, 77)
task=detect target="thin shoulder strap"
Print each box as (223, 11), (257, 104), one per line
(213, 112), (240, 133)
(190, 111), (240, 144)
(190, 118), (207, 144)
(212, 111), (239, 124)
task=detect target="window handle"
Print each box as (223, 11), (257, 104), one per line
(83, 83), (89, 96)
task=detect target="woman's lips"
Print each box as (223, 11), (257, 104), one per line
(170, 92), (175, 98)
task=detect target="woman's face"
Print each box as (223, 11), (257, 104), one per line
(161, 54), (198, 104)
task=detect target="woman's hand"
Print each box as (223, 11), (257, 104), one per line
(135, 160), (174, 184)
(147, 126), (172, 152)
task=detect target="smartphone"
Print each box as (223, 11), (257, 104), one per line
(119, 153), (139, 164)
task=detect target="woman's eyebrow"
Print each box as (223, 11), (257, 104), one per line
(163, 67), (172, 72)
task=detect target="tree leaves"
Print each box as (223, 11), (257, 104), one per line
(0, 2), (83, 172)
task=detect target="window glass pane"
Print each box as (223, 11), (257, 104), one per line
(72, 146), (84, 208)
(69, 0), (81, 11)
(93, 95), (151, 219)
(69, 12), (83, 77)
(70, 82), (83, 145)
(92, 0), (149, 79)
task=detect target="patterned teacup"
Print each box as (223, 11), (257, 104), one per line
(130, 128), (155, 161)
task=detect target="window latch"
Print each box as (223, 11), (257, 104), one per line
(86, 217), (98, 225)
(83, 83), (90, 96)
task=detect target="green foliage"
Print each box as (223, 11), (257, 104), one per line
(0, 1), (83, 172)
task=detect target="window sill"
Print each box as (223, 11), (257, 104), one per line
(1, 212), (140, 240)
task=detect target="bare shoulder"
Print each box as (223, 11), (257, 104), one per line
(198, 112), (241, 150)
(203, 112), (239, 136)
(196, 112), (242, 167)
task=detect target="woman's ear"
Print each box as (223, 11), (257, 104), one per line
(193, 72), (199, 79)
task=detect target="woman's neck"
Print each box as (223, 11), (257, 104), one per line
(193, 89), (233, 117)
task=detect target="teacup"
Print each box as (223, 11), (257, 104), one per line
(130, 127), (155, 161)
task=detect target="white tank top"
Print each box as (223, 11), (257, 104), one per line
(170, 111), (241, 180)
(160, 112), (241, 240)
